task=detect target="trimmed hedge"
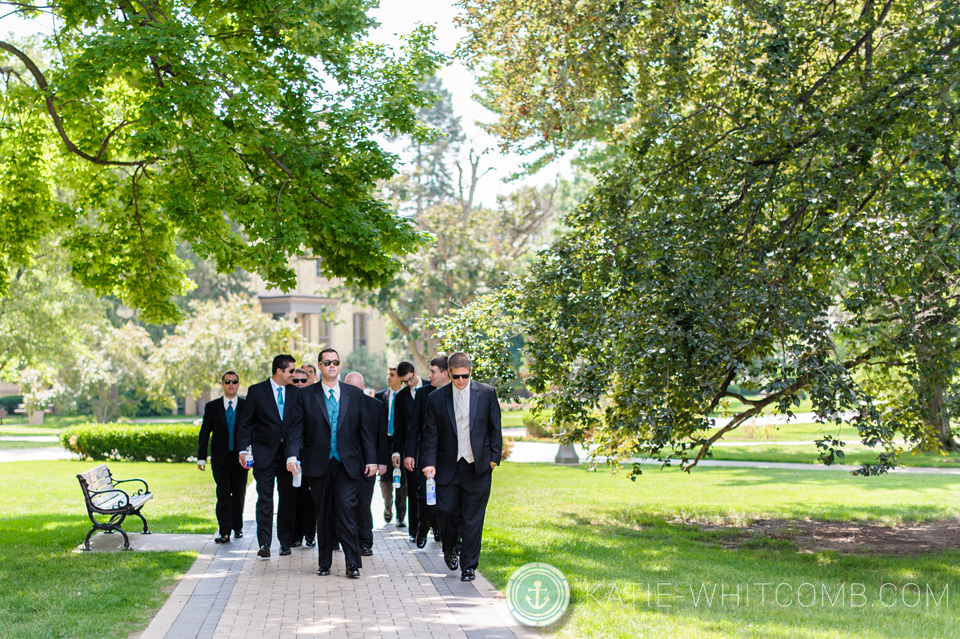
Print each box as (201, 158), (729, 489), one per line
(60, 422), (201, 463)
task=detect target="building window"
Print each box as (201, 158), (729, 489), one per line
(353, 313), (368, 350)
(318, 318), (331, 348)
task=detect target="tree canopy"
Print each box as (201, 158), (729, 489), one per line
(0, 0), (442, 323)
(449, 0), (960, 473)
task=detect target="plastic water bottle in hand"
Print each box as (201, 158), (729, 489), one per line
(425, 477), (436, 506)
(244, 446), (254, 469)
(292, 460), (302, 488)
(392, 467), (401, 488)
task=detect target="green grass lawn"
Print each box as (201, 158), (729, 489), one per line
(713, 396), (816, 415)
(0, 460), (220, 639)
(483, 464), (960, 638)
(707, 444), (960, 468)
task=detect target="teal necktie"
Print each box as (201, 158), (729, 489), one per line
(388, 392), (395, 436)
(276, 387), (284, 419)
(226, 400), (236, 450)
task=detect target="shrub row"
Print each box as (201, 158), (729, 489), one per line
(60, 422), (201, 463)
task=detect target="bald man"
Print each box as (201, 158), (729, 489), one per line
(344, 372), (388, 555)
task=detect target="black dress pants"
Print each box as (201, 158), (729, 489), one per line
(436, 458), (492, 571)
(415, 469), (439, 539)
(212, 458), (248, 537)
(293, 484), (316, 542)
(309, 458), (362, 569)
(252, 448), (296, 549)
(357, 474), (376, 548)
(402, 465), (418, 532)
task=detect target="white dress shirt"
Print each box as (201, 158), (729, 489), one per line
(223, 395), (237, 412)
(409, 377), (423, 401)
(454, 380), (474, 463)
(321, 379), (340, 403)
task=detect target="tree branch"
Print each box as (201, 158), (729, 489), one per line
(260, 145), (333, 209)
(0, 40), (150, 167)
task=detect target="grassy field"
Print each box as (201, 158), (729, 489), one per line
(0, 460), (220, 639)
(482, 464), (960, 639)
(708, 444), (960, 468)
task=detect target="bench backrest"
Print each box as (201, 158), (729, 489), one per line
(77, 464), (119, 509)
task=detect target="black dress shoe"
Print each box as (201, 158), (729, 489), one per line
(305, 538), (316, 547)
(346, 565), (360, 578)
(279, 546), (291, 556)
(317, 567), (330, 576)
(461, 568), (475, 582)
(360, 545), (373, 556)
(396, 520), (406, 528)
(234, 530), (244, 539)
(383, 509), (393, 523)
(444, 554), (459, 571)
(257, 545), (270, 558)
(433, 530), (441, 543)
(214, 535), (230, 544)
(291, 540), (302, 548)
(415, 535), (427, 549)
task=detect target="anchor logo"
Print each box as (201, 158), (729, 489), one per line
(525, 580), (551, 609)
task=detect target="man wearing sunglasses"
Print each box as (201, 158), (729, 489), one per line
(197, 371), (248, 544)
(286, 349), (379, 578)
(290, 369), (316, 548)
(236, 354), (301, 558)
(421, 352), (502, 582)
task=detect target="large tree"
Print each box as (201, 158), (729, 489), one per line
(347, 77), (560, 370)
(448, 0), (960, 472)
(0, 0), (441, 323)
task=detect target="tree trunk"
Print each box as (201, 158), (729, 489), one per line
(923, 381), (959, 451)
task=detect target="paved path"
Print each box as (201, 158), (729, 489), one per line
(141, 479), (537, 639)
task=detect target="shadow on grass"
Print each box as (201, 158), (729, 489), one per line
(483, 471), (960, 638)
(0, 514), (198, 639)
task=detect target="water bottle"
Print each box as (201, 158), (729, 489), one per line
(292, 460), (302, 488)
(243, 446), (254, 469)
(392, 467), (401, 488)
(426, 477), (436, 505)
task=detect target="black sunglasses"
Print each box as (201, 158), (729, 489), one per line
(451, 373), (470, 380)
(293, 378), (308, 384)
(320, 359), (341, 367)
(223, 379), (239, 385)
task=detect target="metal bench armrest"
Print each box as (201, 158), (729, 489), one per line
(113, 478), (149, 496)
(88, 488), (131, 509)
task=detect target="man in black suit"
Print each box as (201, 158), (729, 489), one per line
(197, 371), (248, 543)
(374, 367), (404, 524)
(403, 356), (449, 548)
(285, 348), (378, 578)
(390, 360), (424, 538)
(421, 352), (502, 582)
(344, 372), (388, 556)
(236, 354), (299, 558)
(290, 368), (316, 548)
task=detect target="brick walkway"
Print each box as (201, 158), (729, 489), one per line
(140, 481), (537, 639)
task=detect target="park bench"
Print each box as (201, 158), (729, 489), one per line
(76, 464), (153, 550)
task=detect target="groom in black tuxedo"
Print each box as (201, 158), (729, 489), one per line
(286, 349), (378, 578)
(421, 352), (502, 582)
(197, 371), (248, 543)
(236, 354), (300, 558)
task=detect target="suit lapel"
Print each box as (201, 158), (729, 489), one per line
(268, 382), (284, 422)
(469, 383), (479, 433)
(445, 385), (456, 431)
(336, 382), (348, 432)
(315, 385), (331, 427)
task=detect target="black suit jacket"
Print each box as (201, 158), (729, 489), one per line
(402, 384), (437, 464)
(390, 382), (422, 460)
(235, 380), (299, 469)
(198, 396), (246, 472)
(361, 394), (389, 469)
(285, 382), (377, 480)
(421, 381), (502, 485)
